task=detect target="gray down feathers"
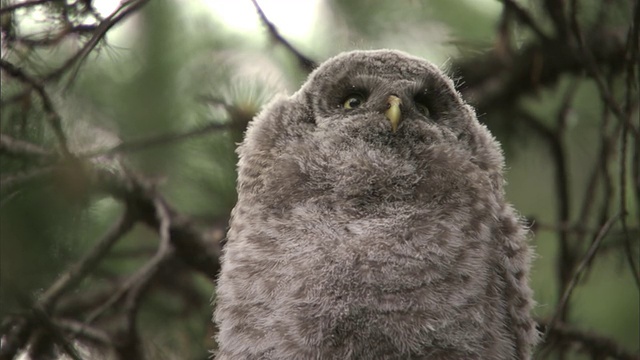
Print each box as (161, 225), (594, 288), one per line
(214, 50), (539, 359)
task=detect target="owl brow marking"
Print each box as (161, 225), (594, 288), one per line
(342, 74), (383, 92)
(413, 75), (459, 111)
(331, 77), (375, 108)
(407, 77), (430, 95)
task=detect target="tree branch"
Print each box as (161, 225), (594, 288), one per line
(538, 319), (639, 360)
(39, 210), (137, 312)
(0, 59), (71, 156)
(250, 0), (317, 72)
(0, 0), (58, 14)
(546, 214), (621, 334)
(454, 32), (627, 116)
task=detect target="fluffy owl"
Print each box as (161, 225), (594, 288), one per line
(214, 50), (538, 359)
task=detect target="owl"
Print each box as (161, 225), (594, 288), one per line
(214, 50), (538, 359)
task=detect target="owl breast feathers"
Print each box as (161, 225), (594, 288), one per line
(214, 50), (539, 359)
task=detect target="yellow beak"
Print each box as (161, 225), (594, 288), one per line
(384, 95), (402, 133)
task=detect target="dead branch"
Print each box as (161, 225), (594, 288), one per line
(250, 0), (317, 72)
(0, 0), (58, 14)
(538, 319), (639, 360)
(0, 59), (71, 156)
(39, 210), (137, 312)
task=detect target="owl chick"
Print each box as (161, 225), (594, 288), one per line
(214, 50), (538, 359)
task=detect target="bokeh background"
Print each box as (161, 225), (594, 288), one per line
(1, 0), (638, 359)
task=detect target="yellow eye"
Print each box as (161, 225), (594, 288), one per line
(343, 94), (365, 109)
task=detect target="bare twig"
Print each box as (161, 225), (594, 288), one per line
(17, 24), (98, 48)
(455, 30), (627, 115)
(0, 210), (135, 360)
(538, 319), (639, 360)
(46, 0), (151, 86)
(545, 213), (621, 335)
(83, 122), (229, 158)
(30, 307), (83, 360)
(0, 133), (52, 157)
(250, 0), (317, 72)
(0, 59), (71, 156)
(568, 0), (639, 139)
(544, 0), (568, 39)
(56, 319), (113, 348)
(619, 120), (640, 287)
(0, 166), (55, 193)
(500, 0), (550, 41)
(0, 0), (58, 14)
(118, 198), (174, 359)
(553, 83), (579, 324)
(0, 317), (31, 360)
(39, 210), (137, 311)
(82, 176), (212, 329)
(92, 168), (224, 278)
(574, 110), (619, 248)
(621, 0), (640, 288)
(514, 108), (572, 322)
(83, 244), (172, 326)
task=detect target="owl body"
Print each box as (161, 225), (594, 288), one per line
(214, 50), (538, 359)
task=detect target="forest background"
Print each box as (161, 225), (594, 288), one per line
(0, 0), (638, 359)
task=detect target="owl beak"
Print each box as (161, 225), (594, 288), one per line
(385, 95), (402, 133)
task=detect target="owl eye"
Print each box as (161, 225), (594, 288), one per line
(414, 91), (434, 119)
(416, 103), (431, 117)
(343, 94), (365, 109)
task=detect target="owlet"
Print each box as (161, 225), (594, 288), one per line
(214, 50), (538, 359)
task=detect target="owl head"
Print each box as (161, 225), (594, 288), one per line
(238, 50), (506, 208)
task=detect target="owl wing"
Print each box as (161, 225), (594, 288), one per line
(215, 96), (316, 358)
(497, 207), (539, 359)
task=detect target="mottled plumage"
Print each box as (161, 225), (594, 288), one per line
(214, 50), (538, 359)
